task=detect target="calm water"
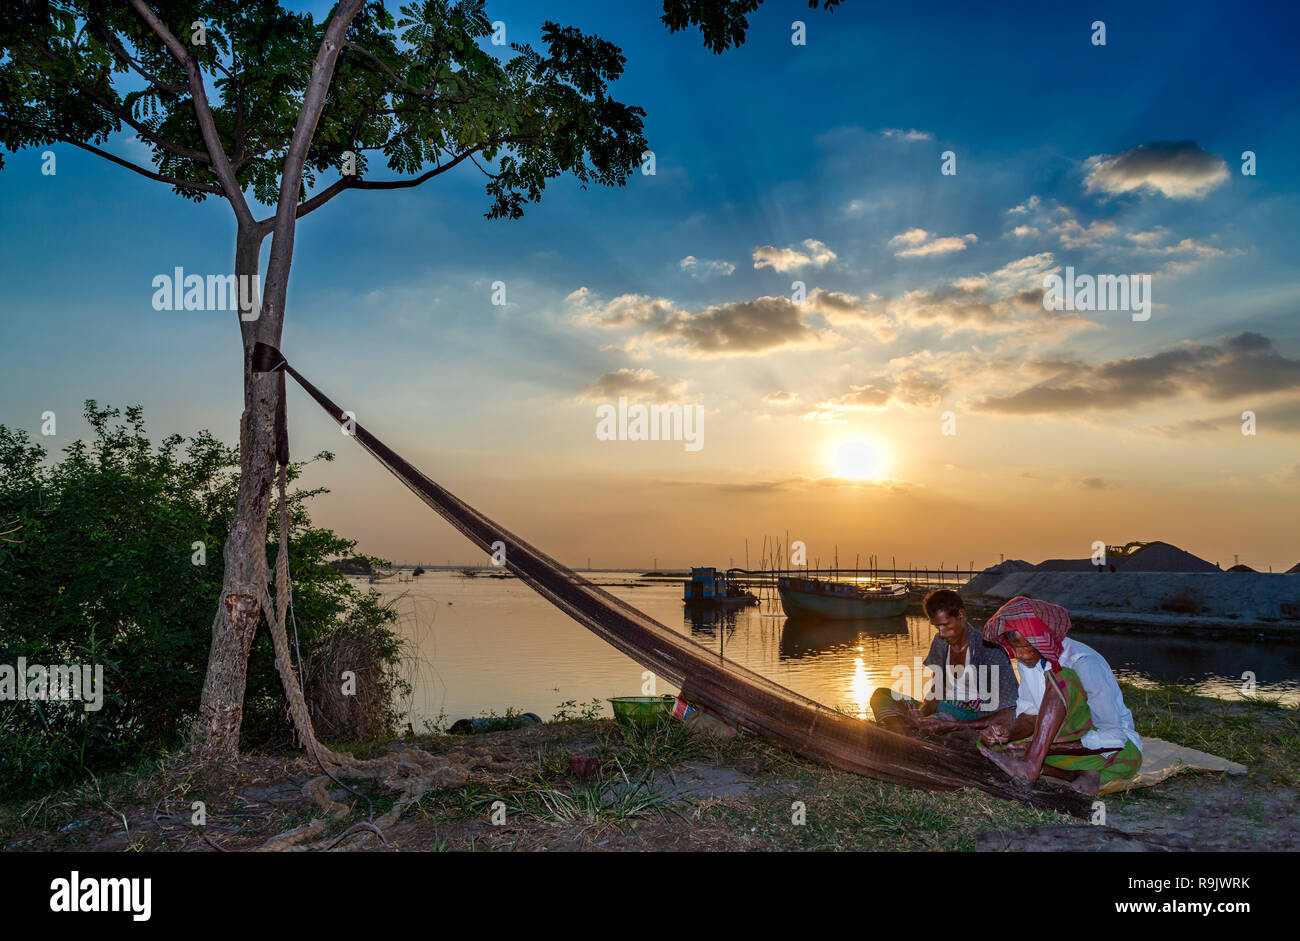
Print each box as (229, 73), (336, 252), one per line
(360, 571), (1300, 728)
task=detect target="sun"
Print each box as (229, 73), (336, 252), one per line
(831, 439), (885, 481)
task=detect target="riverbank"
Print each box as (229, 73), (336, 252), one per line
(2, 683), (1294, 852)
(960, 571), (1300, 638)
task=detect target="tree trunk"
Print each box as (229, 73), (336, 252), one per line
(191, 223), (280, 757)
(189, 0), (363, 757)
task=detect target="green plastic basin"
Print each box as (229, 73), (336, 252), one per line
(609, 695), (676, 726)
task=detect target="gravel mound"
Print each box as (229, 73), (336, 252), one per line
(1118, 541), (1219, 573)
(961, 559), (1035, 596)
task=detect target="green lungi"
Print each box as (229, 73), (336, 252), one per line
(870, 687), (984, 724)
(1024, 668), (1141, 785)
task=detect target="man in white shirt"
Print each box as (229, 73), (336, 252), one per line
(977, 596), (1142, 795)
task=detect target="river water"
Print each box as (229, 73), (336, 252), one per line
(359, 571), (1300, 728)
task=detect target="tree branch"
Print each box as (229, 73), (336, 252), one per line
(126, 0), (254, 227)
(82, 10), (187, 95)
(468, 153), (499, 180)
(23, 30), (210, 166)
(11, 120), (221, 194)
(341, 41), (469, 103)
(251, 0), (367, 329)
(288, 145), (486, 222)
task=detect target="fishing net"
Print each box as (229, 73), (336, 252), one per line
(254, 344), (1087, 817)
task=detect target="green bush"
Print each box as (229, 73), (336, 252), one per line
(0, 402), (408, 796)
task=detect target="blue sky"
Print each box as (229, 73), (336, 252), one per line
(3, 0), (1299, 569)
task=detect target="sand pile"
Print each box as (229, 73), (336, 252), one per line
(1117, 541), (1218, 573)
(960, 570), (1300, 627)
(1033, 558), (1097, 572)
(962, 559), (1035, 596)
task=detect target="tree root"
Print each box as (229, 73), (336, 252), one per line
(256, 751), (469, 851)
(251, 466), (471, 852)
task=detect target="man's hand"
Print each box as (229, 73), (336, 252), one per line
(915, 713), (959, 734)
(980, 722), (1011, 745)
(897, 701), (923, 728)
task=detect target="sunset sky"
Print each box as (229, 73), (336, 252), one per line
(3, 1), (1299, 572)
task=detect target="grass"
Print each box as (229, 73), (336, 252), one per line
(474, 770), (674, 830)
(688, 733), (1066, 851)
(3, 684), (1297, 851)
(420, 721), (692, 836)
(602, 714), (712, 773)
(1118, 680), (1299, 786)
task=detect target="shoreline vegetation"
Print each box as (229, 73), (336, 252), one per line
(3, 681), (1295, 852)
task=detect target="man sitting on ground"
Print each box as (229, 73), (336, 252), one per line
(978, 595), (1142, 795)
(870, 589), (1018, 736)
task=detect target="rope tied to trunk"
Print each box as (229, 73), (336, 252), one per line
(246, 351), (468, 850)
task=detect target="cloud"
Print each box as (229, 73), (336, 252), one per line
(570, 291), (681, 329)
(1008, 201), (1126, 250)
(842, 196), (891, 215)
(1126, 228), (1168, 247)
(752, 239), (836, 272)
(803, 370), (949, 421)
(843, 253), (1090, 339)
(1003, 200), (1237, 279)
(881, 128), (934, 142)
(889, 228), (978, 257)
(956, 252), (1060, 295)
(576, 291), (838, 358)
(1266, 462), (1300, 487)
(1148, 414), (1238, 436)
(887, 288), (1021, 331)
(1151, 396), (1300, 438)
(1003, 199), (1237, 277)
(680, 255), (735, 278)
(575, 368), (688, 403)
(1079, 477), (1113, 490)
(884, 274), (1091, 342)
(1051, 217), (1119, 249)
(763, 390), (798, 405)
(1083, 141), (1229, 199)
(677, 474), (911, 494)
(802, 288), (896, 341)
(1128, 235), (1230, 276)
(974, 333), (1300, 415)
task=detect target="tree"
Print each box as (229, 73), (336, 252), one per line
(0, 403), (405, 794)
(0, 0), (840, 758)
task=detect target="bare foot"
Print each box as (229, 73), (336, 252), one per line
(977, 742), (1035, 785)
(1067, 769), (1101, 795)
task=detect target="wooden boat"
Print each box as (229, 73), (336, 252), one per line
(683, 567), (758, 607)
(778, 576), (909, 619)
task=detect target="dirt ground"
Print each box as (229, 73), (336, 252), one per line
(3, 696), (1296, 852)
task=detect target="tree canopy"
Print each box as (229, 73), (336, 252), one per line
(1, 1), (840, 223)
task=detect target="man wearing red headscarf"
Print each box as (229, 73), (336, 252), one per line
(977, 596), (1142, 794)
